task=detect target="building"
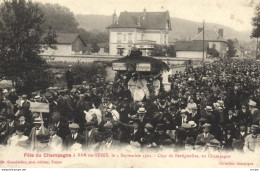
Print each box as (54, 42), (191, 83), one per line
(175, 40), (207, 59)
(106, 9), (171, 56)
(41, 33), (87, 56)
(175, 29), (227, 58)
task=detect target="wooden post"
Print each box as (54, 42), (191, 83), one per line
(40, 112), (45, 134)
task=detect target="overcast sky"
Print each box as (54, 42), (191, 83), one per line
(30, 0), (256, 32)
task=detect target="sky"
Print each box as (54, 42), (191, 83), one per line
(29, 0), (257, 31)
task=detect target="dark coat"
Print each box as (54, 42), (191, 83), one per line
(83, 128), (101, 147)
(195, 133), (215, 144)
(64, 133), (85, 149)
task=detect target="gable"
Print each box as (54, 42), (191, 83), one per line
(107, 11), (171, 30)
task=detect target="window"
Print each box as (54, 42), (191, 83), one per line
(117, 33), (122, 43)
(141, 34), (144, 40)
(164, 34), (167, 44)
(128, 33), (133, 42)
(123, 34), (127, 42)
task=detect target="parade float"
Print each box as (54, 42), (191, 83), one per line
(111, 50), (170, 102)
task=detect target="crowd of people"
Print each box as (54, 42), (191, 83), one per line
(0, 59), (260, 153)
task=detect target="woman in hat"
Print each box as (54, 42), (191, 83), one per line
(15, 115), (31, 137)
(7, 125), (29, 149)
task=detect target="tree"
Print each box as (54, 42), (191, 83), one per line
(0, 0), (56, 93)
(151, 44), (168, 56)
(251, 3), (260, 58)
(207, 48), (219, 57)
(167, 45), (176, 57)
(251, 3), (260, 38)
(39, 3), (79, 33)
(226, 39), (237, 58)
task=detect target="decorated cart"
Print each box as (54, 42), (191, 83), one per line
(111, 50), (170, 102)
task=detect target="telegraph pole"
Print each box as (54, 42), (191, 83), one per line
(202, 20), (205, 66)
(256, 37), (258, 59)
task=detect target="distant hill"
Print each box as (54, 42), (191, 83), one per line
(75, 14), (251, 42)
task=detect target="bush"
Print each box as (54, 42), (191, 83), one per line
(151, 44), (176, 57)
(48, 61), (109, 86)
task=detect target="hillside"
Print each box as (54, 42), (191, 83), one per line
(75, 14), (251, 42)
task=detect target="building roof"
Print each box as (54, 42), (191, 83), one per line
(56, 33), (82, 44)
(107, 11), (171, 30)
(193, 29), (224, 41)
(175, 40), (207, 51)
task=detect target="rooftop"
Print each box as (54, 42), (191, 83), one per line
(107, 10), (171, 30)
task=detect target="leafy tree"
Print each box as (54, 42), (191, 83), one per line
(251, 3), (260, 38)
(92, 42), (100, 53)
(151, 44), (167, 56)
(226, 39), (237, 58)
(207, 48), (219, 57)
(167, 45), (176, 57)
(39, 3), (79, 33)
(151, 44), (176, 57)
(0, 0), (56, 93)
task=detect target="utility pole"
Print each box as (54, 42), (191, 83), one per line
(203, 20), (205, 66)
(256, 37), (258, 59)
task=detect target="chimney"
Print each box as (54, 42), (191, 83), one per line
(218, 29), (224, 39)
(143, 8), (146, 19)
(198, 28), (203, 34)
(112, 10), (117, 24)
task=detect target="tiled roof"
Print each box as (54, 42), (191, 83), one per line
(56, 33), (80, 44)
(175, 40), (207, 51)
(193, 30), (223, 41)
(107, 11), (171, 30)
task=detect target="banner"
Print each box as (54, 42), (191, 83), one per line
(112, 62), (127, 71)
(136, 63), (151, 72)
(30, 102), (50, 113)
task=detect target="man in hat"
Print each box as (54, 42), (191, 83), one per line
(99, 123), (121, 150)
(65, 65), (74, 90)
(248, 100), (260, 125)
(49, 112), (70, 141)
(128, 121), (143, 146)
(208, 139), (221, 152)
(64, 123), (85, 150)
(28, 117), (50, 151)
(237, 104), (251, 124)
(48, 125), (63, 151)
(17, 95), (30, 119)
(222, 124), (236, 151)
(195, 123), (215, 145)
(154, 123), (172, 147)
(235, 120), (248, 142)
(90, 87), (102, 109)
(244, 125), (259, 152)
(136, 107), (150, 130)
(141, 123), (156, 148)
(176, 109), (191, 128)
(190, 106), (199, 123)
(0, 115), (8, 145)
(83, 121), (101, 149)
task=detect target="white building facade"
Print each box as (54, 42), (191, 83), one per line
(107, 9), (171, 56)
